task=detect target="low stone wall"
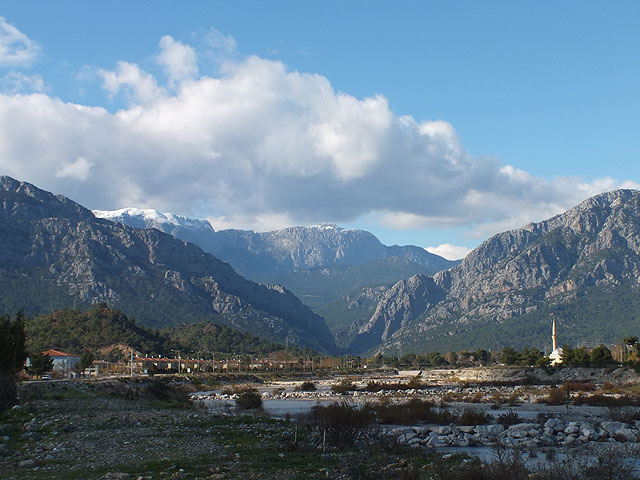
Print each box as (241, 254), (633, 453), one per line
(386, 418), (640, 449)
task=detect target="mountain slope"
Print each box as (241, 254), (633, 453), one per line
(26, 304), (288, 356)
(351, 190), (640, 354)
(0, 176), (337, 353)
(93, 210), (459, 280)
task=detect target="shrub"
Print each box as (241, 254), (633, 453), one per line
(497, 410), (521, 427)
(563, 381), (595, 392)
(364, 381), (384, 392)
(236, 389), (263, 410)
(459, 407), (490, 425)
(406, 376), (424, 389)
(295, 381), (316, 392)
(331, 379), (355, 394)
(541, 387), (569, 405)
(507, 392), (522, 406)
(305, 401), (374, 445)
(374, 398), (435, 424)
(142, 379), (192, 408)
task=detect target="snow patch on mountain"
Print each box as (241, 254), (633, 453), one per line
(93, 207), (214, 233)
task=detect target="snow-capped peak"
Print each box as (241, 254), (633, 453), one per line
(93, 207), (214, 232)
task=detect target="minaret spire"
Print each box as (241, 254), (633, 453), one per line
(552, 319), (557, 352)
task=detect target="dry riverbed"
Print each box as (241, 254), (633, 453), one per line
(0, 377), (470, 480)
(3, 368), (640, 479)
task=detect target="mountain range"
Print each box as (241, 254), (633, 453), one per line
(94, 208), (457, 280)
(0, 176), (337, 353)
(350, 189), (640, 354)
(3, 175), (640, 356)
(93, 208), (458, 311)
(93, 207), (459, 347)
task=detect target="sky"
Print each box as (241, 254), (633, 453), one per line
(1, 2), (639, 260)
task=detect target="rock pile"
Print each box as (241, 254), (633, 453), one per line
(387, 418), (640, 449)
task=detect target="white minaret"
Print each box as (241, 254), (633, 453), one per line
(549, 318), (563, 365)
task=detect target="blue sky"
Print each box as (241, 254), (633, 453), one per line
(1, 2), (639, 259)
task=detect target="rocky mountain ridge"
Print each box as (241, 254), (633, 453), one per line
(351, 189), (640, 354)
(93, 210), (459, 279)
(0, 176), (337, 353)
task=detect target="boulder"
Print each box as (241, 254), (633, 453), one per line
(564, 424), (580, 435)
(601, 422), (626, 434)
(613, 428), (637, 442)
(486, 424), (505, 437)
(544, 418), (564, 432)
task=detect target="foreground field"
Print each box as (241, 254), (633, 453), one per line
(0, 378), (466, 480)
(2, 371), (640, 479)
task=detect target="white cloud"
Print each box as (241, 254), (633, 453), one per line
(0, 34), (637, 239)
(56, 156), (93, 181)
(204, 27), (238, 59)
(157, 36), (198, 89)
(425, 244), (471, 261)
(0, 71), (45, 94)
(207, 212), (296, 233)
(0, 17), (39, 68)
(99, 61), (165, 105)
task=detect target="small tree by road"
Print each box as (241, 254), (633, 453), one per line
(28, 352), (54, 377)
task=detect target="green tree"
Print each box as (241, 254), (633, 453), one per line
(400, 352), (417, 366)
(78, 350), (95, 372)
(0, 311), (28, 412)
(105, 347), (124, 363)
(589, 344), (614, 366)
(563, 346), (590, 366)
(28, 352), (54, 377)
(0, 311), (28, 375)
(427, 352), (447, 366)
(474, 349), (490, 364)
(499, 347), (519, 365)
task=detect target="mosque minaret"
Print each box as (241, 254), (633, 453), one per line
(549, 318), (563, 365)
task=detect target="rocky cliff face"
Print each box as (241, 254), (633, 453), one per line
(349, 274), (445, 352)
(94, 212), (458, 279)
(350, 190), (640, 354)
(0, 176), (337, 353)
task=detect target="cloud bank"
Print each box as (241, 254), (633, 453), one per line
(0, 31), (638, 240)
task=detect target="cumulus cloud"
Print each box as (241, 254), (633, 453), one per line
(99, 61), (165, 105)
(0, 33), (637, 240)
(56, 156), (93, 181)
(157, 35), (198, 89)
(0, 17), (39, 68)
(425, 244), (471, 261)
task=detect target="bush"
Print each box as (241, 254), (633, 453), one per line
(374, 398), (434, 424)
(305, 401), (374, 445)
(459, 407), (490, 425)
(406, 376), (424, 389)
(373, 398), (458, 425)
(563, 381), (595, 392)
(497, 410), (521, 427)
(331, 379), (355, 394)
(236, 389), (263, 410)
(363, 380), (382, 392)
(541, 387), (569, 405)
(295, 381), (316, 392)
